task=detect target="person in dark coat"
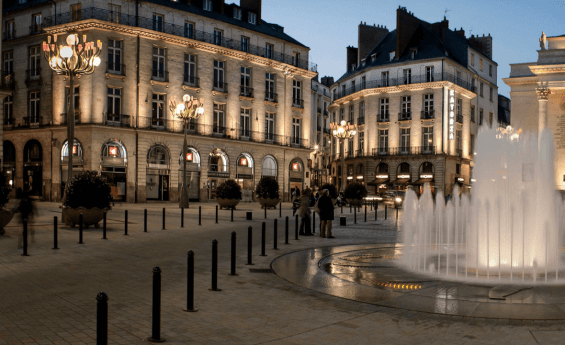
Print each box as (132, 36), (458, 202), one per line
(297, 188), (312, 236)
(318, 189), (335, 238)
(17, 194), (36, 248)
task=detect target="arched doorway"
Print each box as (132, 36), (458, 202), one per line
(261, 155), (277, 178)
(414, 162), (434, 194)
(146, 145), (170, 201)
(236, 153), (254, 200)
(208, 148), (229, 199)
(368, 162), (389, 195)
(23, 139), (42, 197)
(393, 162), (411, 191)
(61, 139), (84, 196)
(101, 139), (127, 201)
(289, 158), (304, 197)
(178, 146), (201, 201)
(3, 141), (15, 188)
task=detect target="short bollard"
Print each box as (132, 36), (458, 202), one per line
(364, 204), (367, 223)
(370, 202), (373, 211)
(273, 219), (278, 250)
(79, 213), (84, 244)
(199, 206), (202, 226)
(285, 216), (289, 244)
(102, 212), (107, 239)
(53, 216), (59, 250)
(260, 222), (266, 256)
(246, 226), (253, 265)
(354, 207), (357, 224)
(162, 208), (166, 230)
(264, 206), (267, 219)
(279, 201), (282, 218)
(144, 209), (147, 232)
(184, 251), (198, 312)
(181, 207), (184, 228)
(312, 212), (316, 234)
(341, 204), (343, 214)
(215, 205), (218, 224)
(21, 219), (29, 256)
(246, 211), (252, 220)
(385, 204), (388, 220)
(229, 232), (237, 276)
(340, 215), (346, 226)
(124, 210), (128, 236)
(96, 292), (109, 345)
(231, 208), (234, 222)
(294, 215), (299, 240)
(147, 267), (165, 343)
(210, 240), (221, 291)
(396, 207), (399, 220)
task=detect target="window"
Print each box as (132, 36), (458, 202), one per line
(426, 66), (434, 82)
(265, 112), (275, 140)
(213, 60), (225, 89)
(479, 108), (484, 125)
(3, 51), (13, 74)
(456, 71), (462, 84)
(240, 67), (251, 96)
(107, 88), (121, 118)
(341, 84), (346, 95)
(240, 108), (251, 137)
(348, 105), (354, 122)
(292, 118), (301, 144)
(379, 98), (389, 120)
(358, 131), (364, 153)
(292, 52), (300, 67)
(381, 71), (389, 87)
(241, 36), (249, 52)
(403, 69), (411, 84)
(265, 73), (275, 101)
(471, 53), (475, 66)
(266, 43), (273, 59)
(389, 51), (395, 61)
(4, 95), (13, 125)
(456, 130), (462, 154)
(400, 128), (410, 152)
(248, 12), (257, 24)
(471, 134), (475, 155)
(184, 22), (194, 39)
(29, 46), (40, 78)
(410, 49), (416, 59)
(489, 112), (494, 126)
(401, 96), (411, 119)
(152, 47), (166, 80)
(184, 54), (196, 85)
(456, 163), (461, 175)
(489, 64), (493, 77)
(29, 91), (40, 124)
(31, 13), (42, 34)
(347, 139), (353, 155)
(480, 82), (484, 97)
(423, 94), (433, 117)
(489, 87), (493, 101)
(422, 127), (433, 151)
(66, 85), (80, 113)
(203, 0), (212, 11)
(213, 103), (226, 133)
(479, 58), (483, 71)
(4, 20), (15, 39)
(359, 101), (365, 119)
(292, 80), (301, 104)
(351, 80), (355, 91)
(456, 98), (462, 116)
(233, 7), (241, 20)
(361, 76), (366, 89)
(213, 29), (222, 46)
(371, 53), (377, 62)
(471, 106), (475, 123)
(108, 4), (120, 23)
(333, 89), (337, 100)
(71, 4), (81, 22)
(340, 108), (344, 121)
(151, 94), (165, 127)
(152, 14), (164, 32)
(107, 40), (122, 73)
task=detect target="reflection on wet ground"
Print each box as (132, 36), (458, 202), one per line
(272, 244), (565, 320)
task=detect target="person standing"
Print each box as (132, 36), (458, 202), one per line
(297, 188), (312, 236)
(318, 189), (335, 238)
(17, 193), (36, 248)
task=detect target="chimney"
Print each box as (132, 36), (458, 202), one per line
(396, 7), (424, 58)
(212, 0), (225, 14)
(346, 46), (358, 73)
(469, 34), (493, 59)
(241, 0), (262, 23)
(358, 22), (389, 65)
(321, 76), (334, 87)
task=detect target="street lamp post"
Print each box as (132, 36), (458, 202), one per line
(330, 120), (357, 192)
(43, 34), (102, 194)
(169, 95), (204, 208)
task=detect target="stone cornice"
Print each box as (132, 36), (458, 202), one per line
(530, 64), (565, 75)
(44, 19), (317, 79)
(502, 76), (539, 85)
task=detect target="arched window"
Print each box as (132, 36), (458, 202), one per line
(179, 146), (201, 169)
(209, 149), (229, 173)
(147, 145), (170, 167)
(261, 155), (277, 177)
(397, 162), (411, 176)
(24, 139), (42, 162)
(101, 139), (127, 166)
(3, 140), (15, 164)
(61, 139), (83, 162)
(290, 159), (303, 172)
(420, 162), (434, 175)
(356, 164), (364, 175)
(376, 163), (388, 175)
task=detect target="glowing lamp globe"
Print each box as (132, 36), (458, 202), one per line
(182, 94), (191, 102)
(92, 56), (101, 67)
(340, 120), (346, 126)
(197, 106), (205, 115)
(60, 46), (73, 58)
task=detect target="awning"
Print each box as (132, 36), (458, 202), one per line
(391, 178), (411, 185)
(368, 177), (389, 186)
(412, 178), (434, 185)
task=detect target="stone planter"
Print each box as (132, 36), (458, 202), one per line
(62, 206), (110, 228)
(0, 208), (14, 235)
(257, 197), (280, 209)
(216, 198), (241, 210)
(346, 198), (363, 207)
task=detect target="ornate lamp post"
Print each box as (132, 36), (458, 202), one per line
(43, 34), (101, 192)
(330, 120), (357, 192)
(169, 95), (204, 208)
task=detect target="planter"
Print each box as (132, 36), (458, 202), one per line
(257, 197), (280, 209)
(346, 198), (363, 207)
(0, 208), (14, 235)
(216, 198), (241, 210)
(62, 206), (110, 228)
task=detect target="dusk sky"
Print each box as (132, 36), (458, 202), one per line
(261, 0), (565, 97)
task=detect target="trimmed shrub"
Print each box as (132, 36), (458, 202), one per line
(64, 171), (111, 209)
(215, 179), (242, 200)
(320, 183), (338, 199)
(0, 171), (12, 208)
(255, 176), (279, 199)
(344, 182), (368, 200)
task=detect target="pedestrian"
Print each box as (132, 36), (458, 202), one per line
(297, 188), (312, 236)
(17, 193), (36, 248)
(318, 189), (335, 238)
(295, 187), (301, 197)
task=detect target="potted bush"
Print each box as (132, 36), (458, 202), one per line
(255, 176), (280, 209)
(344, 182), (368, 206)
(216, 179), (242, 209)
(0, 171), (13, 235)
(320, 183), (338, 205)
(62, 171), (112, 228)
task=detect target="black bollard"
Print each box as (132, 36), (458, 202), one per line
(21, 219), (29, 256)
(162, 208), (166, 230)
(79, 213), (84, 244)
(53, 216), (59, 250)
(229, 232), (237, 275)
(385, 204), (388, 220)
(285, 216), (289, 244)
(209, 240), (221, 291)
(181, 207), (184, 228)
(96, 292), (109, 345)
(279, 201), (282, 218)
(184, 251), (198, 312)
(124, 210), (128, 236)
(264, 205), (267, 219)
(370, 201), (373, 211)
(312, 212), (316, 234)
(199, 206), (202, 226)
(260, 222), (266, 256)
(144, 209), (147, 232)
(375, 202), (378, 221)
(396, 207), (399, 220)
(216, 205), (218, 224)
(102, 212), (107, 239)
(147, 267), (165, 342)
(354, 207), (357, 224)
(365, 204), (367, 222)
(341, 204), (343, 214)
(231, 208), (234, 222)
(294, 215), (299, 240)
(246, 226), (253, 265)
(273, 219), (278, 250)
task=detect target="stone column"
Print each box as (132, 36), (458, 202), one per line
(536, 87), (551, 134)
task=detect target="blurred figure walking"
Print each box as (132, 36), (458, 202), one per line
(17, 193), (36, 248)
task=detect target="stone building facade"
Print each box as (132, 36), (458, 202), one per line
(328, 7), (498, 196)
(309, 75), (331, 189)
(1, 0), (317, 202)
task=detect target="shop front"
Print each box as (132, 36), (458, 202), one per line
(261, 155), (277, 179)
(3, 141), (15, 190)
(178, 146), (201, 201)
(236, 153), (254, 202)
(412, 162), (434, 195)
(289, 158), (304, 197)
(368, 162), (389, 195)
(101, 139), (127, 202)
(208, 148), (229, 199)
(61, 139), (84, 197)
(391, 162), (411, 191)
(355, 164), (365, 185)
(146, 145), (170, 201)
(23, 139), (43, 197)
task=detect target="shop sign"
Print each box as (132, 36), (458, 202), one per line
(109, 146), (118, 156)
(240, 158), (247, 166)
(186, 152), (193, 161)
(449, 89), (455, 140)
(420, 174), (433, 179)
(72, 145), (77, 155)
(398, 174), (410, 179)
(376, 174), (388, 179)
(457, 177), (464, 182)
(292, 163), (299, 171)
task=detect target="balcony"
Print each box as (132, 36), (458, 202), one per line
(29, 25), (42, 35)
(240, 86), (253, 98)
(213, 81), (228, 93)
(183, 75), (199, 88)
(212, 125), (229, 138)
(265, 92), (278, 103)
(290, 136), (308, 149)
(151, 70), (168, 82)
(456, 149), (463, 157)
(398, 112), (411, 121)
(456, 114), (464, 123)
(151, 117), (166, 130)
(239, 128), (251, 139)
(355, 149), (364, 157)
(105, 113), (131, 127)
(4, 118), (14, 126)
(3, 30), (15, 40)
(107, 62), (126, 76)
(421, 110), (434, 119)
(60, 112), (81, 125)
(25, 68), (41, 84)
(292, 99), (304, 109)
(377, 113), (390, 122)
(372, 146), (436, 156)
(23, 116), (42, 127)
(357, 117), (365, 125)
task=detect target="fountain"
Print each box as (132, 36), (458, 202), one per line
(402, 127), (565, 284)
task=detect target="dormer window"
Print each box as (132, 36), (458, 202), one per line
(233, 8), (241, 20)
(389, 51), (395, 61)
(203, 0), (212, 11)
(351, 64), (356, 71)
(371, 54), (377, 62)
(410, 49), (417, 59)
(361, 59), (366, 67)
(249, 12), (257, 25)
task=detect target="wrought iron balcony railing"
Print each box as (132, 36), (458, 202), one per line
(421, 110), (434, 119)
(265, 92), (278, 103)
(183, 75), (199, 88)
